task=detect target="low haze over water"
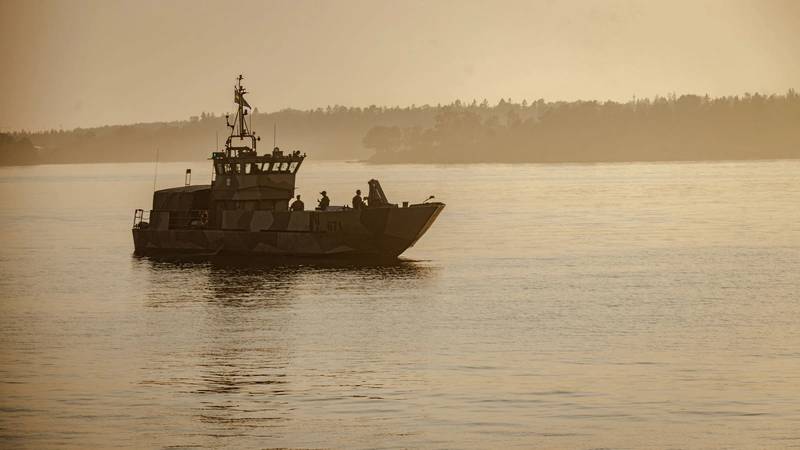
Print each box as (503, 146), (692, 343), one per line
(1, 160), (799, 448)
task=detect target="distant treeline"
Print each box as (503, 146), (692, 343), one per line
(0, 106), (437, 166)
(2, 91), (799, 166)
(364, 91), (800, 163)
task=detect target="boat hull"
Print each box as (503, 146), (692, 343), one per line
(132, 203), (444, 259)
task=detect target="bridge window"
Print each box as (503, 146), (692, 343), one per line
(289, 162), (298, 173)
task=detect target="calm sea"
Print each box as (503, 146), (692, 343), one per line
(1, 160), (799, 449)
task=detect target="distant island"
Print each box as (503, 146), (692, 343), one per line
(2, 91), (799, 166)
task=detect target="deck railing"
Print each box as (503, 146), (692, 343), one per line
(132, 209), (150, 229)
(132, 209), (209, 230)
(168, 210), (209, 229)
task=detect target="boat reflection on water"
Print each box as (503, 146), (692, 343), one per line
(130, 255), (438, 444)
(134, 255), (437, 307)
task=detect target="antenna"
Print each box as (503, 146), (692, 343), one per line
(215, 130), (219, 151)
(152, 148), (159, 192)
(274, 122), (277, 148)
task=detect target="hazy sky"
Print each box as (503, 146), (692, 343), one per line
(1, 0), (798, 131)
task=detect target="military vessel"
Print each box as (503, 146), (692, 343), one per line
(132, 75), (444, 259)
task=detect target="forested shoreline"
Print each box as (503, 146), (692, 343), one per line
(0, 106), (434, 165)
(2, 91), (799, 166)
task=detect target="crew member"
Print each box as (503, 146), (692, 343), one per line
(317, 191), (330, 211)
(290, 195), (304, 211)
(352, 189), (364, 210)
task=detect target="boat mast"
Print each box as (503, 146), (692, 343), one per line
(237, 74), (247, 137)
(224, 74), (258, 157)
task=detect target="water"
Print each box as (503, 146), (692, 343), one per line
(1, 160), (799, 449)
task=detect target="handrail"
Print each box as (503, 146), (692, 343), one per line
(132, 208), (150, 229)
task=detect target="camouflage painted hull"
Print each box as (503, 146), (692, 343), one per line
(132, 203), (444, 259)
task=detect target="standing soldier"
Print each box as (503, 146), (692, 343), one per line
(290, 194), (304, 211)
(317, 191), (330, 211)
(352, 189), (364, 210)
